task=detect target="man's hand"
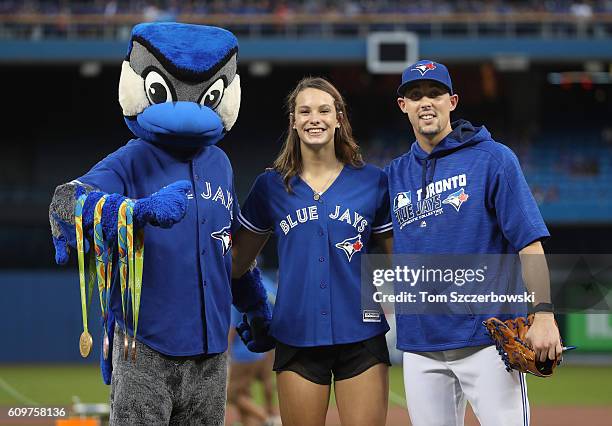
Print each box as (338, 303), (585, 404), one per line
(524, 312), (563, 362)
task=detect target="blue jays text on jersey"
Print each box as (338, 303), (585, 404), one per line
(238, 164), (393, 347)
(279, 204), (370, 235)
(385, 120), (550, 352)
(198, 181), (234, 212)
(78, 139), (240, 356)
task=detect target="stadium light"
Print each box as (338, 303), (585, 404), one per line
(367, 32), (419, 74)
(79, 62), (102, 78)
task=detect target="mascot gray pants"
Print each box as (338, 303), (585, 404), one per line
(110, 327), (227, 426)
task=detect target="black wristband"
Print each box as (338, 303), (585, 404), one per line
(530, 302), (555, 314)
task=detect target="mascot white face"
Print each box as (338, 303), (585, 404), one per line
(117, 23), (241, 148)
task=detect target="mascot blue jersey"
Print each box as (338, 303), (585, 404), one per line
(385, 120), (549, 352)
(78, 139), (240, 356)
(238, 164), (392, 347)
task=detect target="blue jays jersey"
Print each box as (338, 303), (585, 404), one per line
(386, 120), (549, 352)
(78, 139), (239, 356)
(238, 164), (392, 347)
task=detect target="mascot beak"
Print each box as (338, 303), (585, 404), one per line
(137, 102), (224, 142)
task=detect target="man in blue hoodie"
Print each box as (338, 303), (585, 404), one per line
(386, 60), (562, 425)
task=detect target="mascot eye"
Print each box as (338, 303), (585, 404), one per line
(199, 79), (225, 110)
(144, 70), (174, 104)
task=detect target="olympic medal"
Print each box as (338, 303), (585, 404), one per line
(131, 339), (137, 361)
(103, 330), (110, 360)
(79, 331), (93, 358)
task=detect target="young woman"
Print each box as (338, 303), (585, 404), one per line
(232, 77), (393, 426)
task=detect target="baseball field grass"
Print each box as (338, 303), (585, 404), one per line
(1, 364), (611, 407)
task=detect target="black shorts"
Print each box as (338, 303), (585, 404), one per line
(273, 334), (390, 385)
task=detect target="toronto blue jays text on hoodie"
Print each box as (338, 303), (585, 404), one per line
(385, 119), (549, 351)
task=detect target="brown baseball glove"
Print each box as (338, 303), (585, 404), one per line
(483, 314), (562, 377)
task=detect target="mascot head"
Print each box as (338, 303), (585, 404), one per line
(118, 23), (241, 148)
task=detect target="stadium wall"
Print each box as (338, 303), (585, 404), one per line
(1, 38), (612, 63)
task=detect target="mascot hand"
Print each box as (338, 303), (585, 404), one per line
(232, 267), (275, 353)
(236, 307), (275, 353)
(49, 183), (93, 265)
(133, 180), (191, 228)
(49, 180), (191, 264)
(52, 234), (71, 265)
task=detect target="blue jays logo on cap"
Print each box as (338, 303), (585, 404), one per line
(211, 226), (232, 256)
(397, 59), (453, 96)
(442, 188), (469, 212)
(412, 62), (437, 76)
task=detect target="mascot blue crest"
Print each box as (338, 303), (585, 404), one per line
(119, 22), (241, 148)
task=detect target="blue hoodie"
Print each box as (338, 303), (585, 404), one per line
(385, 120), (549, 351)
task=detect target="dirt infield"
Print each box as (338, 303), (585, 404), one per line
(2, 405), (612, 425)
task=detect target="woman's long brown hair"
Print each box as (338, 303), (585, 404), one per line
(272, 77), (363, 192)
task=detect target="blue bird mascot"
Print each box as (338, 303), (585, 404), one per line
(48, 23), (273, 424)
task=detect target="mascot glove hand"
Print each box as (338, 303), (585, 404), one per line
(236, 307), (275, 353)
(133, 180), (192, 228)
(53, 217), (91, 265)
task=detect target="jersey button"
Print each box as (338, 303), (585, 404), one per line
(321, 310), (327, 316)
(201, 218), (206, 224)
(318, 230), (324, 236)
(194, 174), (199, 180)
(320, 282), (327, 289)
(201, 248), (206, 255)
(319, 256), (324, 262)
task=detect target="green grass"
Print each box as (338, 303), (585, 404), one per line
(1, 364), (611, 407)
(0, 365), (110, 405)
(525, 365), (612, 406)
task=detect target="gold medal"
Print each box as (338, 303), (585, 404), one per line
(313, 193), (320, 201)
(103, 330), (110, 360)
(79, 331), (93, 358)
(75, 195), (93, 359)
(131, 339), (137, 361)
(123, 334), (129, 360)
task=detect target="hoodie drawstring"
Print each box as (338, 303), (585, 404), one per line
(421, 158), (428, 198)
(429, 157), (437, 186)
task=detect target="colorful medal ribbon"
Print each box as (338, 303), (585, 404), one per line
(75, 194), (93, 358)
(87, 249), (96, 313)
(106, 244), (113, 311)
(133, 227), (144, 341)
(93, 195), (110, 359)
(103, 242), (114, 360)
(117, 199), (130, 360)
(126, 201), (134, 333)
(93, 196), (108, 316)
(129, 201), (144, 360)
(126, 201), (135, 359)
